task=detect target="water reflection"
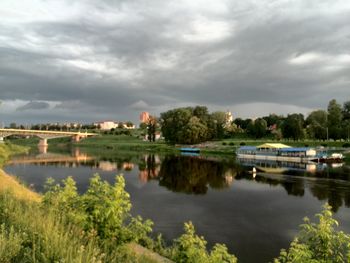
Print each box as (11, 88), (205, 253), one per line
(6, 150), (350, 211)
(8, 147), (92, 166)
(138, 155), (161, 183)
(153, 155), (237, 194)
(235, 168), (350, 212)
(4, 150), (350, 263)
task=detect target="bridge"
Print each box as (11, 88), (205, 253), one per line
(0, 128), (97, 147)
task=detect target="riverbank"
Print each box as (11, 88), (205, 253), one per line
(0, 143), (39, 202)
(9, 134), (350, 160)
(0, 143), (174, 263)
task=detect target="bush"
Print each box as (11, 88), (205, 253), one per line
(170, 222), (237, 263)
(274, 204), (350, 263)
(222, 142), (227, 146)
(229, 142), (234, 146)
(321, 143), (328, 147)
(43, 174), (153, 246)
(343, 143), (350, 148)
(240, 142), (246, 146)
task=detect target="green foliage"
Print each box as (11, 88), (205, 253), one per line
(160, 106), (233, 144)
(281, 114), (305, 140)
(0, 191), (103, 263)
(0, 224), (24, 262)
(275, 203), (350, 263)
(43, 174), (153, 246)
(170, 222), (237, 263)
(306, 110), (327, 140)
(181, 116), (208, 144)
(328, 99), (343, 140)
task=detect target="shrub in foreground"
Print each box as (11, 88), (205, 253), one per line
(274, 204), (350, 263)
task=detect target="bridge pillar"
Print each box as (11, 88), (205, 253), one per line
(38, 138), (48, 147)
(0, 137), (4, 143)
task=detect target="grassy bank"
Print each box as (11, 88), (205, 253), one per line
(0, 143), (39, 202)
(0, 143), (172, 263)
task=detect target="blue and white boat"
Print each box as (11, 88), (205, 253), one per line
(237, 143), (343, 163)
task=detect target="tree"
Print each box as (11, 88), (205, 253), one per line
(147, 116), (157, 142)
(209, 111), (227, 139)
(306, 110), (327, 140)
(181, 116), (208, 144)
(343, 100), (350, 121)
(254, 118), (267, 138)
(234, 118), (251, 130)
(161, 107), (192, 144)
(281, 114), (305, 140)
(125, 121), (134, 128)
(262, 114), (284, 128)
(9, 123), (17, 129)
(245, 120), (255, 137)
(327, 99), (343, 140)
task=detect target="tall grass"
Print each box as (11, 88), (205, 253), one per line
(0, 190), (161, 263)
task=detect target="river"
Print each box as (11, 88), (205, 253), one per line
(4, 147), (350, 263)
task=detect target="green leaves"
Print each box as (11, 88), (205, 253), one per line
(275, 203), (350, 263)
(43, 174), (154, 248)
(171, 221), (237, 263)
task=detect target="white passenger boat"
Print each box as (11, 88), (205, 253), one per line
(236, 143), (343, 163)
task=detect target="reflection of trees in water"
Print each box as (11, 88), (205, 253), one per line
(308, 180), (350, 212)
(236, 168), (350, 212)
(236, 172), (305, 196)
(157, 155), (238, 194)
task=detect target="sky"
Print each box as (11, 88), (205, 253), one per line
(0, 0), (349, 125)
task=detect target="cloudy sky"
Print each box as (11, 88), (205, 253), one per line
(0, 0), (349, 125)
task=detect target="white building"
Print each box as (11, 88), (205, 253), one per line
(94, 121), (118, 130)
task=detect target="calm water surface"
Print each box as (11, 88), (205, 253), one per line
(4, 148), (350, 263)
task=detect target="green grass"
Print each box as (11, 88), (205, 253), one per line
(0, 143), (29, 166)
(0, 191), (162, 263)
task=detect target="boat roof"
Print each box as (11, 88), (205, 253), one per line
(239, 146), (257, 150)
(257, 143), (291, 149)
(279, 147), (314, 152)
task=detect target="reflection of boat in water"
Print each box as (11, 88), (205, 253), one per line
(237, 158), (329, 173)
(180, 148), (200, 153)
(237, 157), (344, 174)
(237, 143), (344, 163)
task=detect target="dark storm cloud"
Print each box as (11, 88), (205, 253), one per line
(16, 101), (50, 111)
(0, 0), (350, 124)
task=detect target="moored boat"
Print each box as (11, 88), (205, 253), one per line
(180, 147), (200, 153)
(237, 143), (343, 163)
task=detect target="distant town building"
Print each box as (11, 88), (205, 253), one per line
(93, 121), (135, 130)
(94, 121), (118, 130)
(140, 112), (150, 123)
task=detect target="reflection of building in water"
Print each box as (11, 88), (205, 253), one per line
(122, 162), (134, 171)
(95, 161), (134, 172)
(138, 155), (161, 183)
(224, 169), (236, 186)
(98, 161), (117, 171)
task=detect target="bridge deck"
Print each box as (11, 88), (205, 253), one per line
(0, 128), (97, 137)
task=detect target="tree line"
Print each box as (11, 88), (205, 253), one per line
(159, 99), (350, 144)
